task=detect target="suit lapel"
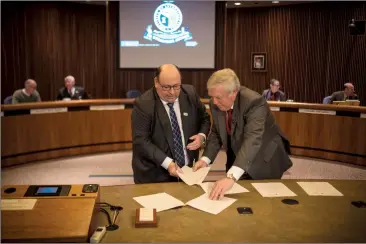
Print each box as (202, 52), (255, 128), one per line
(231, 95), (240, 136)
(155, 95), (174, 153)
(178, 92), (191, 147)
(217, 110), (227, 147)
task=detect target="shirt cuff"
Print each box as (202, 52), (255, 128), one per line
(161, 157), (173, 170)
(227, 166), (245, 181)
(198, 133), (206, 141)
(200, 156), (211, 165)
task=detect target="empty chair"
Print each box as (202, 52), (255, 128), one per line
(323, 95), (332, 104)
(3, 96), (13, 104)
(126, 90), (141, 98)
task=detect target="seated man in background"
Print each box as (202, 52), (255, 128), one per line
(193, 69), (292, 200)
(12, 79), (41, 104)
(131, 64), (211, 184)
(262, 78), (286, 101)
(328, 83), (358, 104)
(57, 75), (89, 100)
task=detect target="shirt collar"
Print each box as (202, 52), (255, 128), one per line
(22, 89), (31, 96)
(160, 97), (179, 105)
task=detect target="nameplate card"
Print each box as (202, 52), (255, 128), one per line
(205, 104), (210, 109)
(30, 107), (67, 115)
(270, 107), (280, 112)
(299, 109), (336, 116)
(1, 199), (37, 211)
(90, 105), (125, 111)
(361, 113), (366, 119)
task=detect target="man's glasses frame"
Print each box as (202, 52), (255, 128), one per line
(157, 79), (182, 91)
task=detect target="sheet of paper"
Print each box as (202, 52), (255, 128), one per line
(177, 166), (211, 186)
(1, 199), (37, 210)
(200, 182), (249, 195)
(186, 193), (237, 215)
(297, 182), (343, 196)
(251, 182), (297, 197)
(139, 208), (154, 221)
(133, 192), (185, 212)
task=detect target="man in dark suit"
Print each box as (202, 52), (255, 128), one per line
(262, 79), (286, 101)
(131, 64), (211, 184)
(193, 68), (292, 200)
(57, 75), (89, 100)
(328, 83), (358, 104)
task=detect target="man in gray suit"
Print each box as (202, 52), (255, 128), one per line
(193, 68), (292, 200)
(131, 64), (211, 184)
(262, 79), (286, 101)
(328, 83), (358, 104)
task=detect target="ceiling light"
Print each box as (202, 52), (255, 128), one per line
(234, 2), (242, 5)
(272, 1), (279, 3)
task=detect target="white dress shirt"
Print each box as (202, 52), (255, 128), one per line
(160, 98), (206, 170)
(200, 104), (245, 180)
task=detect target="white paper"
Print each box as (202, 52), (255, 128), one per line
(139, 208), (154, 221)
(186, 193), (237, 215)
(200, 182), (249, 195)
(297, 182), (343, 196)
(1, 199), (37, 210)
(133, 192), (185, 212)
(251, 182), (297, 197)
(177, 166), (211, 186)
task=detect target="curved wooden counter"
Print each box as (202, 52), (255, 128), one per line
(1, 99), (365, 167)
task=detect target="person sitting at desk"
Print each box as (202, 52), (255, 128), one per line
(131, 64), (211, 184)
(262, 79), (286, 101)
(12, 79), (41, 104)
(57, 75), (89, 100)
(328, 83), (358, 104)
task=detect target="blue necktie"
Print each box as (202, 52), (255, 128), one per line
(167, 103), (185, 167)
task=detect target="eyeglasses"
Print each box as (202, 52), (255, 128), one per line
(157, 80), (182, 91)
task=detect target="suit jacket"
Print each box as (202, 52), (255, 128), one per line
(328, 90), (358, 104)
(262, 89), (286, 101)
(57, 87), (89, 100)
(203, 86), (293, 180)
(131, 85), (211, 184)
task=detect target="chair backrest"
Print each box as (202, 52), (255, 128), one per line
(323, 96), (332, 104)
(4, 96), (12, 104)
(126, 90), (141, 98)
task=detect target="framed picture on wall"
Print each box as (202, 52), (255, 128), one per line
(251, 52), (267, 72)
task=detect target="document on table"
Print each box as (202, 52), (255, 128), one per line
(1, 199), (37, 210)
(297, 182), (343, 196)
(133, 192), (185, 212)
(186, 193), (237, 215)
(200, 182), (249, 195)
(251, 182), (297, 197)
(177, 166), (211, 186)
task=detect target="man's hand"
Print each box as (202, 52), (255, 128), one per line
(209, 178), (235, 200)
(186, 134), (204, 151)
(167, 162), (183, 178)
(192, 160), (208, 172)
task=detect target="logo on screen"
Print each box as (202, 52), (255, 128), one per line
(143, 1), (197, 46)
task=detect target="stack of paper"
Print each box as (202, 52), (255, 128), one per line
(251, 182), (297, 197)
(199, 182), (249, 195)
(297, 182), (343, 196)
(133, 192), (185, 212)
(177, 166), (211, 186)
(186, 193), (237, 215)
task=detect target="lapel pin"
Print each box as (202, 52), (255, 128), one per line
(183, 112), (188, 116)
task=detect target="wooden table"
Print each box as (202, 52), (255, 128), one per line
(97, 180), (366, 243)
(1, 99), (366, 167)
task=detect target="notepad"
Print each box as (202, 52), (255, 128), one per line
(133, 192), (185, 212)
(177, 166), (211, 186)
(186, 193), (237, 215)
(251, 182), (297, 197)
(200, 182), (249, 195)
(139, 208), (155, 221)
(297, 182), (343, 196)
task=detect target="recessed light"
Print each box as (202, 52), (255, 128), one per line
(272, 1), (279, 3)
(234, 2), (242, 5)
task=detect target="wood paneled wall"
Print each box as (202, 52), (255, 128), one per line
(1, 2), (365, 105)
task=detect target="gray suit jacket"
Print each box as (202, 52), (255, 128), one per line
(328, 90), (358, 104)
(262, 89), (286, 101)
(131, 85), (211, 184)
(203, 86), (292, 180)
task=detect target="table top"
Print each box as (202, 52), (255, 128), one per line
(97, 179), (366, 243)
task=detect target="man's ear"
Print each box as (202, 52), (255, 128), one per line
(154, 77), (158, 88)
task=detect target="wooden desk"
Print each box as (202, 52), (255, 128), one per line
(97, 180), (366, 242)
(1, 100), (366, 167)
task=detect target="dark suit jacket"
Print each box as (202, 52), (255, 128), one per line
(203, 86), (293, 180)
(131, 85), (211, 184)
(328, 90), (358, 104)
(56, 87), (89, 100)
(262, 89), (286, 101)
